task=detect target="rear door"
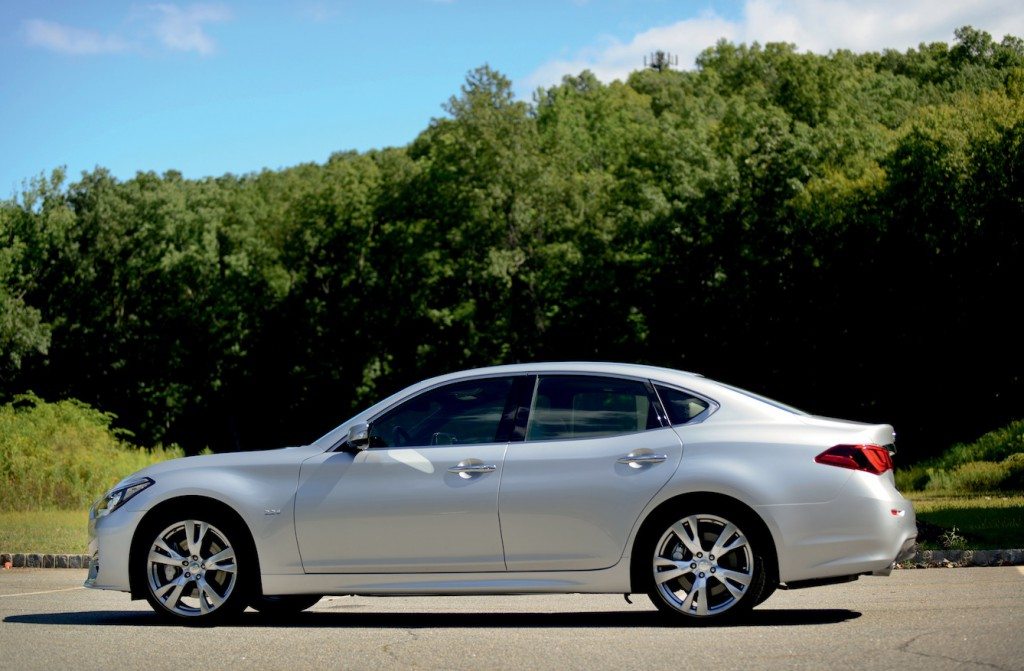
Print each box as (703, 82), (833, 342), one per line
(498, 374), (683, 571)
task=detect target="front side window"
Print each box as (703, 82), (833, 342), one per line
(369, 377), (515, 447)
(525, 375), (659, 441)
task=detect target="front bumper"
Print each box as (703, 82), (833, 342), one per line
(83, 509), (146, 592)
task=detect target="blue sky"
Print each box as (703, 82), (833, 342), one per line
(3, 0), (1023, 195)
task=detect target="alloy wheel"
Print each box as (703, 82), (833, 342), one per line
(652, 513), (754, 617)
(146, 519), (238, 617)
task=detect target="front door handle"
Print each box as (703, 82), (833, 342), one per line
(617, 452), (668, 467)
(447, 460), (497, 478)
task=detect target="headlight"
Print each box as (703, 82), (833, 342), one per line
(94, 477), (155, 518)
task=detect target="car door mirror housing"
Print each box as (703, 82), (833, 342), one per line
(345, 422), (370, 451)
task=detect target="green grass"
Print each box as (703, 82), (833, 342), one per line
(0, 509), (89, 554)
(907, 492), (1024, 549)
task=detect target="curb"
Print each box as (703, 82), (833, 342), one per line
(3, 549), (1024, 570)
(2, 553), (91, 569)
(897, 548), (1024, 569)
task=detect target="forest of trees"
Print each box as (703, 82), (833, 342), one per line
(2, 27), (1022, 461)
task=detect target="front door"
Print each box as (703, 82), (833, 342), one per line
(294, 375), (518, 573)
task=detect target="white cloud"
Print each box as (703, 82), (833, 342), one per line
(24, 19), (130, 55)
(150, 4), (232, 55)
(523, 0), (1024, 90)
(23, 3), (231, 57)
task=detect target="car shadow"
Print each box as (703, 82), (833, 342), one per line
(4, 607), (860, 628)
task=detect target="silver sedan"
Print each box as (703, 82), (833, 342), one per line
(85, 362), (917, 624)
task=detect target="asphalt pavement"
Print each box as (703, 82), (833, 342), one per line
(2, 566), (1022, 670)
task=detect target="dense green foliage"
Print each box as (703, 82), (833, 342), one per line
(0, 394), (182, 510)
(896, 419), (1024, 492)
(2, 27), (1023, 458)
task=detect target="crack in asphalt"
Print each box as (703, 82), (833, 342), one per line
(896, 630), (1017, 671)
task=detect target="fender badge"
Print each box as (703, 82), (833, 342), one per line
(264, 509), (282, 516)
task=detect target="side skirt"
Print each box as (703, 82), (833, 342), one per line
(261, 561), (632, 596)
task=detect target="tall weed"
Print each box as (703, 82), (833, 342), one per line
(0, 393), (182, 510)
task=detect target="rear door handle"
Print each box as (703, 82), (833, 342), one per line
(617, 453), (668, 467)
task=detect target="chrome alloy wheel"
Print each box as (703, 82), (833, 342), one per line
(146, 520), (238, 617)
(652, 514), (754, 617)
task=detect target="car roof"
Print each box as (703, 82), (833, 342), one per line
(434, 361), (703, 380)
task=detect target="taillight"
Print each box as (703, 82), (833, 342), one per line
(814, 444), (893, 475)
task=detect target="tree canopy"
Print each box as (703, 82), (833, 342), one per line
(3, 27), (1023, 461)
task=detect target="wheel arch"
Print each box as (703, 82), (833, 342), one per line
(128, 495), (262, 600)
(628, 492), (779, 594)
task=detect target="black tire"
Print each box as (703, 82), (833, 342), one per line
(642, 507), (767, 625)
(251, 595), (322, 616)
(135, 509), (253, 625)
(755, 581), (778, 606)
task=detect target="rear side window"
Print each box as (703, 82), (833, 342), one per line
(655, 384), (711, 425)
(526, 376), (660, 441)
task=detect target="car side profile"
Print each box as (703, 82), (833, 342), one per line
(85, 362), (917, 624)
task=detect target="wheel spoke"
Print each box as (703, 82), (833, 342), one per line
(206, 547), (235, 565)
(197, 577), (224, 611)
(207, 560), (237, 574)
(184, 520), (209, 558)
(680, 575), (705, 613)
(656, 567), (689, 584)
(162, 579), (186, 609)
(153, 539), (185, 562)
(654, 557), (694, 584)
(670, 516), (704, 556)
(693, 582), (708, 616)
(148, 551), (183, 567)
(716, 575), (746, 600)
(716, 567), (753, 586)
(709, 522), (737, 557)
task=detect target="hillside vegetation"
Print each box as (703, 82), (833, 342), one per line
(0, 394), (182, 510)
(897, 419), (1024, 492)
(2, 27), (1023, 459)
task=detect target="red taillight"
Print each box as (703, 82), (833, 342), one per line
(814, 444), (893, 475)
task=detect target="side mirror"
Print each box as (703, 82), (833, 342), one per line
(345, 422), (370, 451)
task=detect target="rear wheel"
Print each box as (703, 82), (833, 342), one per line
(645, 510), (766, 624)
(138, 513), (251, 624)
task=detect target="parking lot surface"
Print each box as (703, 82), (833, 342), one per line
(2, 566), (1022, 670)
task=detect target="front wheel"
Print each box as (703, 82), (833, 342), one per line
(139, 514), (250, 624)
(645, 511), (766, 624)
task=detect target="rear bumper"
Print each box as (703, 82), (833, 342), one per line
(871, 534), (919, 576)
(759, 472), (917, 583)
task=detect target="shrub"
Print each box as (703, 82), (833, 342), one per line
(0, 393), (183, 510)
(895, 464), (931, 491)
(925, 460), (1009, 493)
(1003, 453), (1024, 490)
(933, 419), (1024, 470)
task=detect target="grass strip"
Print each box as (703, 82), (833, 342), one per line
(0, 509), (89, 554)
(907, 492), (1024, 549)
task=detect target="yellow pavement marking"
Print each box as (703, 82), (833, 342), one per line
(0, 586), (85, 598)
